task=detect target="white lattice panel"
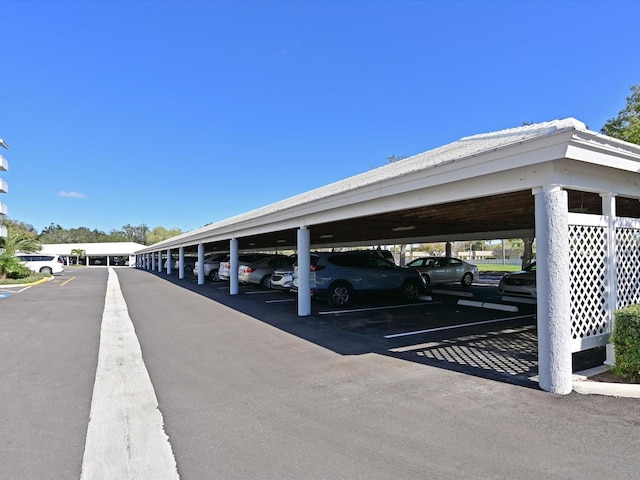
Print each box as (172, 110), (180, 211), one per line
(616, 218), (640, 308)
(568, 215), (610, 351)
(567, 215), (640, 352)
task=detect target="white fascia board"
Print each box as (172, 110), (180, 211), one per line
(226, 130), (637, 235)
(0, 179), (7, 194)
(140, 127), (640, 251)
(191, 148), (567, 240)
(144, 130), (578, 251)
(0, 202), (7, 215)
(564, 132), (640, 172)
(549, 158), (640, 199)
(0, 155), (7, 171)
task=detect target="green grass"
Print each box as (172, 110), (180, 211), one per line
(0, 273), (50, 285)
(476, 264), (522, 273)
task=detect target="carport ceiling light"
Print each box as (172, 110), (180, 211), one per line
(320, 234), (333, 239)
(392, 226), (415, 232)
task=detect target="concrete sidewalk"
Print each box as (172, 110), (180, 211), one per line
(572, 365), (640, 398)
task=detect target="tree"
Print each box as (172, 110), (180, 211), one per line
(0, 229), (41, 256)
(601, 85), (640, 145)
(146, 226), (183, 245)
(71, 248), (86, 265)
(121, 223), (149, 244)
(1, 218), (37, 237)
(387, 155), (408, 163)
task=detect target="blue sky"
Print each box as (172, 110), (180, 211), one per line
(2, 0), (639, 234)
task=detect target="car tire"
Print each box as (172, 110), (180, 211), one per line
(260, 275), (272, 289)
(402, 279), (421, 302)
(40, 266), (53, 275)
(208, 270), (220, 282)
(327, 282), (352, 308)
(422, 274), (431, 287)
(461, 272), (473, 287)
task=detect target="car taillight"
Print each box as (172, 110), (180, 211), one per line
(310, 265), (325, 272)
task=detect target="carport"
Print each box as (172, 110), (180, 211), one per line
(136, 118), (640, 394)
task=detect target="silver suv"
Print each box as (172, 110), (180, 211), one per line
(294, 251), (426, 307)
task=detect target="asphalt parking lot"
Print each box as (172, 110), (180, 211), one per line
(3, 268), (639, 480)
(155, 270), (541, 388)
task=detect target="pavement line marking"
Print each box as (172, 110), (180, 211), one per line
(457, 299), (519, 312)
(319, 302), (439, 315)
(265, 298), (296, 304)
(384, 314), (536, 339)
(80, 268), (180, 480)
(59, 276), (76, 287)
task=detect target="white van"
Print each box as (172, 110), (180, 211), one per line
(15, 254), (65, 275)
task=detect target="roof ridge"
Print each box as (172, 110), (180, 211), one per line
(460, 117), (586, 142)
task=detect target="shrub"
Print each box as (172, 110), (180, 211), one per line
(0, 253), (32, 280)
(611, 304), (640, 382)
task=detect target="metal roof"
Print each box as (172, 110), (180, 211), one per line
(137, 118), (640, 254)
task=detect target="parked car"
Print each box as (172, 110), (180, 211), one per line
(15, 253), (65, 275)
(238, 255), (295, 288)
(293, 250), (426, 307)
(270, 267), (295, 290)
(405, 256), (478, 287)
(168, 256), (198, 274)
(193, 253), (229, 281)
(498, 262), (537, 299)
(218, 253), (270, 281)
(368, 249), (396, 264)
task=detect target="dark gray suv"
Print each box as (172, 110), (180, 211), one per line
(294, 251), (426, 307)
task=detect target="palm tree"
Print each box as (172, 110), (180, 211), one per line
(71, 248), (86, 265)
(0, 230), (41, 256)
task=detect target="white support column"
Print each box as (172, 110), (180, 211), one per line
(445, 242), (452, 258)
(602, 193), (618, 366)
(145, 253), (150, 270)
(166, 248), (172, 275)
(178, 247), (185, 279)
(297, 226), (311, 316)
(230, 238), (239, 295)
(152, 252), (156, 271)
(197, 243), (205, 285)
(157, 252), (162, 273)
(535, 186), (572, 394)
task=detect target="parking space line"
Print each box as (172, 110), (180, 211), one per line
(0, 285), (32, 293)
(265, 298), (296, 304)
(60, 276), (76, 287)
(319, 302), (440, 316)
(384, 314), (536, 339)
(244, 290), (278, 295)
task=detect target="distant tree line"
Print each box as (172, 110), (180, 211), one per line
(0, 218), (183, 248)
